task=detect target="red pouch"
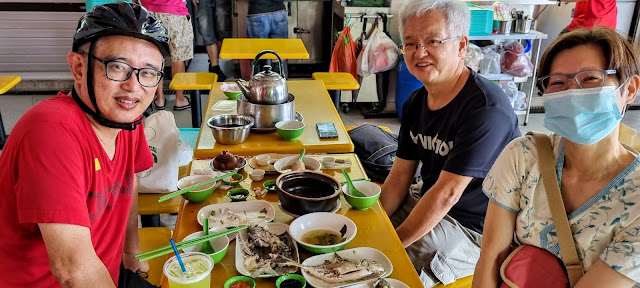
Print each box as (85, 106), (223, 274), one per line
(500, 245), (569, 288)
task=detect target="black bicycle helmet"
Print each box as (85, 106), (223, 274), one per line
(73, 2), (170, 57)
(71, 2), (170, 131)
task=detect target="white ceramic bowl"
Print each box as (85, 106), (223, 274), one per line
(273, 156), (321, 173)
(321, 156), (336, 168)
(288, 212), (357, 254)
(249, 169), (265, 181)
(255, 154), (270, 166)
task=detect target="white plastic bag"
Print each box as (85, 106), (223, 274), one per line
(138, 111), (180, 193)
(359, 28), (400, 76)
(464, 43), (484, 72)
(479, 45), (501, 74)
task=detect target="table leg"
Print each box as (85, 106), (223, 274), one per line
(191, 90), (202, 128)
(328, 90), (341, 110)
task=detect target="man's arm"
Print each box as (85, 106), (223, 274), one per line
(395, 170), (472, 247)
(379, 158), (419, 217)
(122, 177), (148, 273)
(40, 223), (116, 288)
(472, 201), (516, 288)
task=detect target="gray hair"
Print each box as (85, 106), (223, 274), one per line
(399, 0), (470, 40)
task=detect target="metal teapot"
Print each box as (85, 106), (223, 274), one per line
(235, 50), (288, 105)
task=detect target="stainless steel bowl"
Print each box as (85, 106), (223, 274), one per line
(206, 115), (254, 145)
(237, 93), (295, 130)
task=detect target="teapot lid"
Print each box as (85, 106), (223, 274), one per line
(252, 65), (284, 82)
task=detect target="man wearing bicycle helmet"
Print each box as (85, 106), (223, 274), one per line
(0, 3), (170, 287)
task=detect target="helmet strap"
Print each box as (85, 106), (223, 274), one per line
(71, 41), (142, 131)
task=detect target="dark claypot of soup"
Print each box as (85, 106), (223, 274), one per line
(276, 171), (340, 216)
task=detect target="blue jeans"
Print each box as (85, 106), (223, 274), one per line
(195, 0), (231, 45)
(246, 10), (288, 39)
(247, 10), (289, 78)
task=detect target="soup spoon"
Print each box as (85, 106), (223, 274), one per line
(341, 169), (367, 197)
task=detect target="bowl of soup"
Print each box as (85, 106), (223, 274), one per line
(276, 171), (341, 216)
(288, 212), (357, 254)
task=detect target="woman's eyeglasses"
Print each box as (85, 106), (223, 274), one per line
(538, 69), (617, 93)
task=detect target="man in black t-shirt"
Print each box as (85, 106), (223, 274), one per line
(380, 0), (520, 286)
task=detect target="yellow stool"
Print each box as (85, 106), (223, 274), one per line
(138, 194), (181, 215)
(312, 72), (360, 109)
(169, 72), (218, 128)
(138, 227), (173, 286)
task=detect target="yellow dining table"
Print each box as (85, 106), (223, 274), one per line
(219, 38), (309, 60)
(161, 153), (423, 288)
(193, 80), (354, 158)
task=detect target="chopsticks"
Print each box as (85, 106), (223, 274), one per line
(340, 178), (371, 185)
(158, 171), (238, 203)
(136, 225), (247, 262)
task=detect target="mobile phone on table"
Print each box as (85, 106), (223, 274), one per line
(316, 122), (339, 139)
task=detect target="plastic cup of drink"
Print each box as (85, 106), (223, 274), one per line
(163, 252), (214, 288)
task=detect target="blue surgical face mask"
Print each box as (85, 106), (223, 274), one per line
(543, 85), (623, 144)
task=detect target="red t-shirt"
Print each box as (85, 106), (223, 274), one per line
(0, 92), (153, 287)
(566, 0), (617, 31)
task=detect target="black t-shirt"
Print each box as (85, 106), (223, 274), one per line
(396, 69), (521, 233)
(248, 0), (285, 15)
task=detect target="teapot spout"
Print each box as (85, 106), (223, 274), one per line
(235, 79), (251, 98)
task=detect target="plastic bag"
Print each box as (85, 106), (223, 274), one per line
(138, 111), (180, 193)
(360, 28), (400, 76)
(329, 27), (359, 80)
(479, 45), (501, 74)
(464, 43), (484, 72)
(501, 41), (533, 77)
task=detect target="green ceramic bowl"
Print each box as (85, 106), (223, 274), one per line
(224, 276), (256, 288)
(180, 228), (229, 264)
(222, 173), (244, 186)
(177, 175), (216, 204)
(263, 179), (278, 193)
(341, 181), (381, 210)
(276, 274), (307, 288)
(223, 90), (242, 100)
(227, 188), (249, 202)
(275, 120), (305, 141)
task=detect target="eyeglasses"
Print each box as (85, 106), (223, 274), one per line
(400, 36), (460, 54)
(78, 51), (164, 88)
(538, 69), (617, 93)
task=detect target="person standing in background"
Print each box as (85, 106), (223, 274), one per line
(247, 0), (288, 76)
(560, 0), (617, 34)
(192, 0), (232, 81)
(134, 0), (194, 111)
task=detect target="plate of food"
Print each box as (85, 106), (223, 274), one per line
(299, 247), (393, 288)
(235, 223), (300, 278)
(248, 153), (285, 175)
(196, 200), (276, 228)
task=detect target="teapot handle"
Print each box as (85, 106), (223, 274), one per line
(253, 50), (285, 77)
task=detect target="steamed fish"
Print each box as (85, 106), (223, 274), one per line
(285, 253), (385, 284)
(238, 224), (297, 277)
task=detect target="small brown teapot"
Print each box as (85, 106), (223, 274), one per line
(212, 150), (239, 170)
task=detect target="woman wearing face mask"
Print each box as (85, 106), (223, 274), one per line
(472, 26), (640, 288)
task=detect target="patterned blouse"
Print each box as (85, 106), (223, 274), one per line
(483, 134), (640, 282)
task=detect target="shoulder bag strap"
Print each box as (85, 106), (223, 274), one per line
(529, 131), (584, 287)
